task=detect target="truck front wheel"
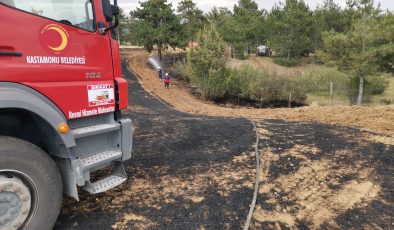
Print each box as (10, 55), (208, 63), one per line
(0, 137), (63, 230)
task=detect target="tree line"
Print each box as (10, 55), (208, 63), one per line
(119, 0), (393, 105)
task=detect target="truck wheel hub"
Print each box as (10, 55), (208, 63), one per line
(0, 174), (31, 229)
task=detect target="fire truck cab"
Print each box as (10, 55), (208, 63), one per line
(0, 0), (132, 229)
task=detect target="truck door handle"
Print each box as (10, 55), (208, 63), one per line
(0, 51), (23, 57)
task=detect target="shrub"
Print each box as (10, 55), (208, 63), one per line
(365, 75), (390, 95)
(300, 69), (349, 94)
(380, 99), (393, 105)
(273, 58), (302, 67)
(187, 24), (228, 100)
(347, 74), (390, 102)
(174, 59), (190, 82)
(227, 64), (265, 98)
(233, 43), (248, 60)
(227, 64), (307, 106)
(250, 46), (257, 54)
(226, 66), (252, 99)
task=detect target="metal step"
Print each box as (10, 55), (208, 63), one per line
(82, 175), (127, 194)
(80, 150), (122, 170)
(72, 124), (120, 139)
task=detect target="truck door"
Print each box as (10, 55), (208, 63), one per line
(0, 0), (116, 119)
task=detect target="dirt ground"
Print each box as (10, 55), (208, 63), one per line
(252, 120), (393, 229)
(54, 60), (256, 229)
(123, 49), (393, 229)
(125, 50), (394, 137)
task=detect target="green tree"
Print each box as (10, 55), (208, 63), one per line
(374, 13), (394, 74)
(312, 0), (353, 53)
(224, 0), (264, 59)
(117, 8), (132, 44)
(177, 0), (206, 42)
(266, 0), (314, 59)
(187, 24), (228, 99)
(233, 0), (265, 46)
(206, 7), (236, 56)
(130, 0), (183, 60)
(206, 7), (232, 29)
(316, 0), (353, 33)
(208, 8), (236, 42)
(207, 1), (264, 59)
(321, 0), (392, 105)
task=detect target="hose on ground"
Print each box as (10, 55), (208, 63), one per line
(243, 120), (261, 230)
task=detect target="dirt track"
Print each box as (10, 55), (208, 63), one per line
(54, 56), (393, 229)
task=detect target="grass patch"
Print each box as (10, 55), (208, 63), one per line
(299, 68), (391, 106)
(273, 58), (302, 67)
(174, 59), (190, 82)
(226, 64), (307, 106)
(173, 52), (392, 106)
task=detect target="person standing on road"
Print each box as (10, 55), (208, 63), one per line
(158, 67), (163, 81)
(163, 73), (171, 89)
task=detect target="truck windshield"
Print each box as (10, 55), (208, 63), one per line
(0, 0), (95, 32)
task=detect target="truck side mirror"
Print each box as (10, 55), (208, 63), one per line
(99, 0), (120, 35)
(111, 5), (120, 17)
(102, 0), (113, 22)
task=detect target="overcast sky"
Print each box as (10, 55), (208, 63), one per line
(118, 0), (394, 14)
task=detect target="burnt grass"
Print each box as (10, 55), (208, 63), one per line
(54, 59), (393, 229)
(54, 61), (256, 229)
(252, 120), (393, 229)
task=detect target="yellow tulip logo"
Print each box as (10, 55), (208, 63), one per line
(41, 24), (70, 53)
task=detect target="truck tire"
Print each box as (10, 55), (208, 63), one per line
(0, 136), (63, 230)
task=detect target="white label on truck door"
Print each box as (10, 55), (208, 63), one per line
(87, 84), (115, 107)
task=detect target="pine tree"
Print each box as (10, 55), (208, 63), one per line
(266, 0), (314, 59)
(177, 0), (206, 42)
(117, 8), (131, 44)
(321, 0), (392, 105)
(187, 24), (228, 99)
(231, 0), (264, 58)
(130, 0), (183, 60)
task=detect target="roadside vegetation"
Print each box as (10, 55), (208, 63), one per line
(119, 0), (393, 107)
(174, 52), (392, 106)
(273, 58), (302, 67)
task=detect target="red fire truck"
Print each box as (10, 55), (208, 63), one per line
(0, 0), (132, 229)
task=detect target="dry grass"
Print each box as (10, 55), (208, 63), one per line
(227, 56), (331, 77)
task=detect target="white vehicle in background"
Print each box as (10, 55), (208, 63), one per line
(256, 45), (272, 57)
